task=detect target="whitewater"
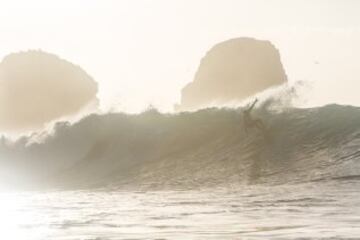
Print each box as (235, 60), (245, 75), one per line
(1, 104), (360, 239)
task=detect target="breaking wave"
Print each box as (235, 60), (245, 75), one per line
(1, 104), (360, 190)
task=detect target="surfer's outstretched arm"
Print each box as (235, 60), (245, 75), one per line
(247, 98), (258, 112)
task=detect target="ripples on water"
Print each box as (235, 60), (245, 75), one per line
(2, 180), (360, 240)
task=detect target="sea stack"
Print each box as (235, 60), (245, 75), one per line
(0, 50), (99, 132)
(175, 38), (287, 111)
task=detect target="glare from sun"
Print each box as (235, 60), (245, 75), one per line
(0, 193), (49, 239)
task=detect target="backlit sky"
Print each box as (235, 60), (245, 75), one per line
(0, 0), (360, 112)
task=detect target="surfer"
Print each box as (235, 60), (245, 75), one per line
(243, 98), (266, 134)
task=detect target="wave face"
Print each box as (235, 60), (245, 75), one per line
(1, 104), (360, 190)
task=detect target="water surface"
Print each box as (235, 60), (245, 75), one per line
(2, 180), (360, 239)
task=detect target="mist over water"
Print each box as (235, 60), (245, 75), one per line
(0, 53), (359, 238)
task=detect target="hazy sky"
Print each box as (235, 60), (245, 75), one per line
(0, 0), (359, 112)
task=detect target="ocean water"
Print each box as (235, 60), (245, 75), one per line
(1, 105), (360, 239)
(2, 180), (360, 240)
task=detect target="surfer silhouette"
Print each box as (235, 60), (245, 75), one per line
(243, 98), (266, 134)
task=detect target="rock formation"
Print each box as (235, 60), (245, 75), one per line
(175, 38), (287, 111)
(0, 50), (98, 132)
